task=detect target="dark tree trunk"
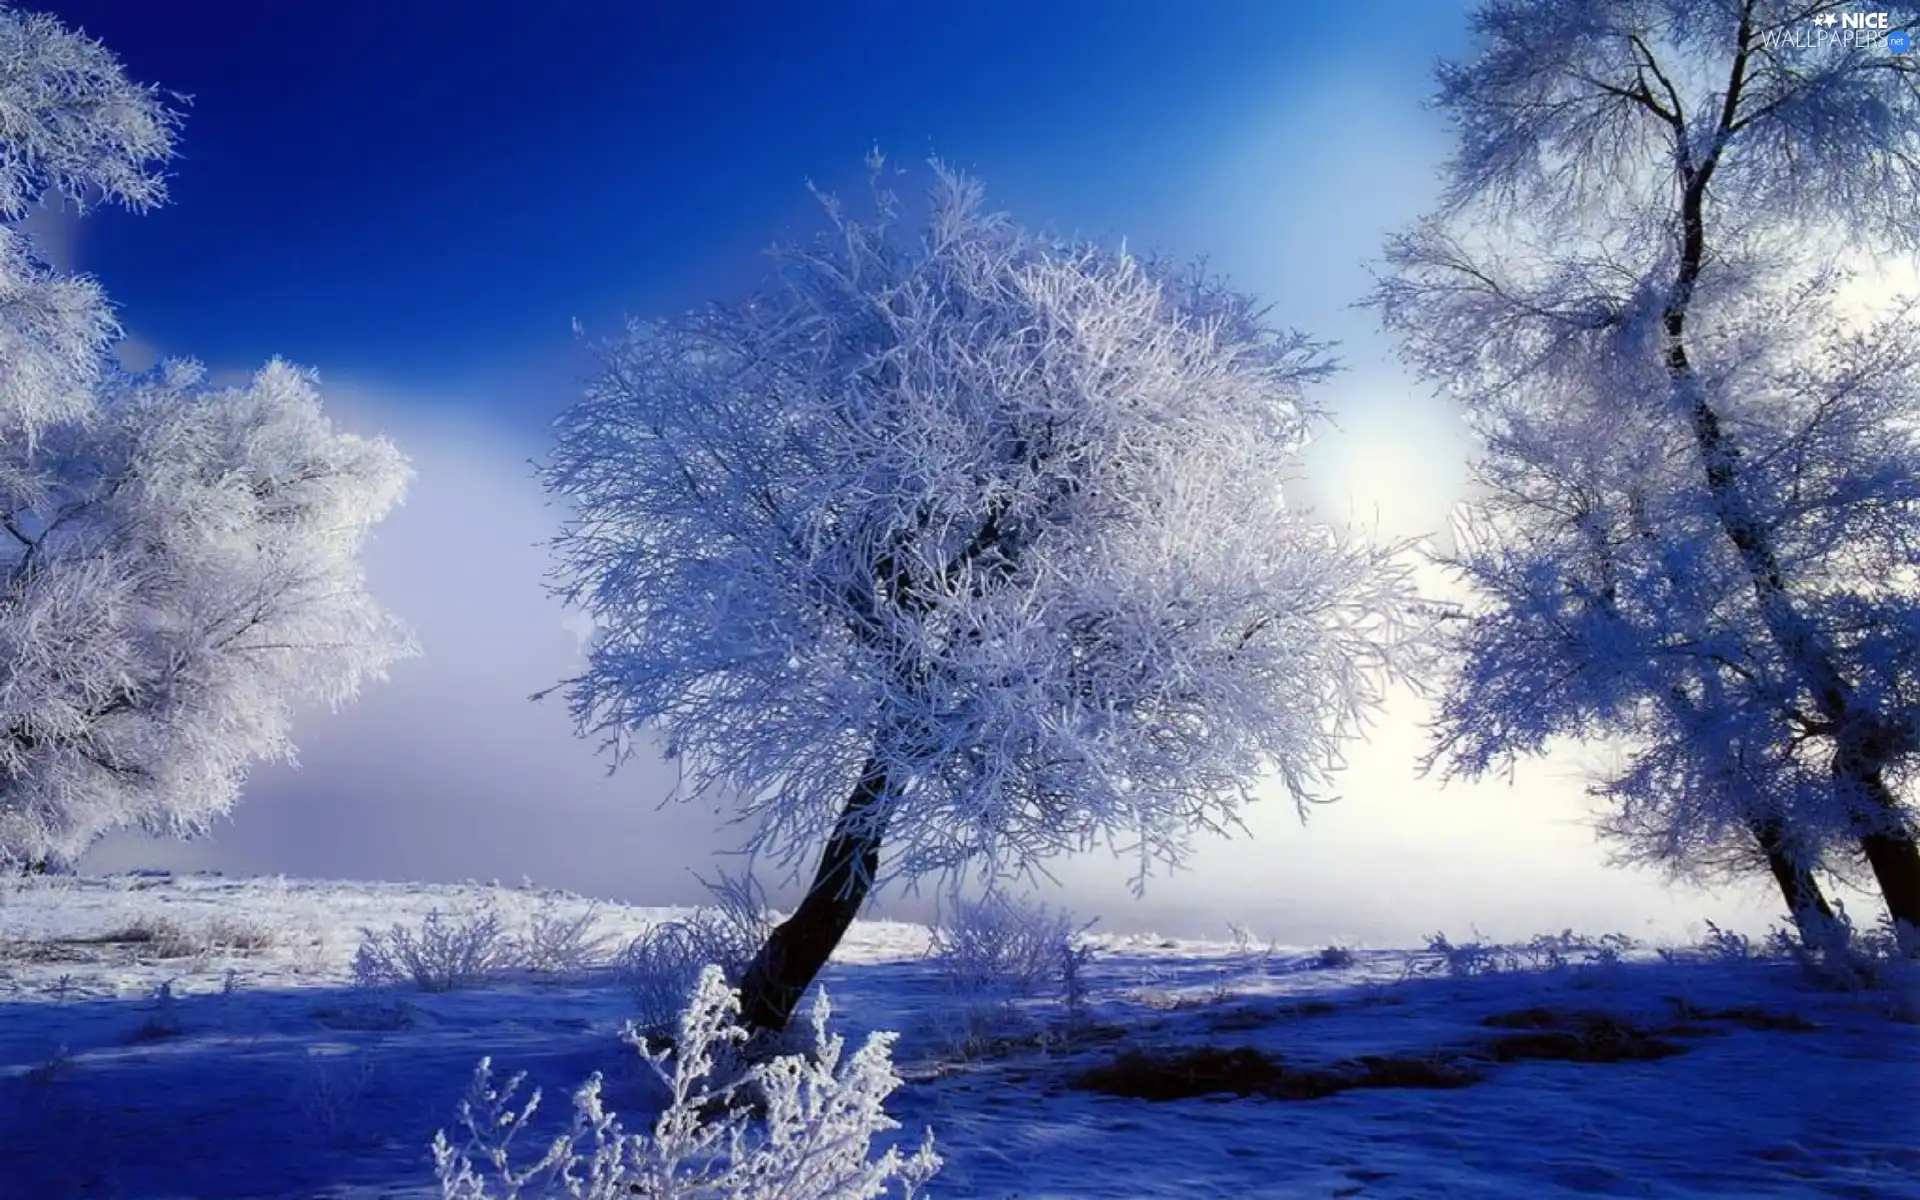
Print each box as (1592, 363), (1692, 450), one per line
(738, 756), (893, 1033)
(1859, 829), (1920, 942)
(1749, 817), (1836, 947)
(1656, 63), (1920, 948)
(1837, 753), (1920, 941)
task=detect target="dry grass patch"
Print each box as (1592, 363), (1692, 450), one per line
(57, 916), (205, 958)
(1478, 1011), (1687, 1064)
(1070, 1043), (1487, 1103)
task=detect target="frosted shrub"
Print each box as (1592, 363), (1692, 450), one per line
(621, 876), (773, 1033)
(1761, 906), (1920, 994)
(1225, 922), (1281, 973)
(1411, 932), (1516, 978)
(1522, 930), (1636, 971)
(1694, 920), (1755, 963)
(1413, 930), (1639, 978)
(353, 906), (510, 992)
(432, 965), (940, 1200)
(510, 900), (616, 976)
(1314, 945), (1358, 970)
(623, 919), (727, 1034)
(924, 894), (1098, 1057)
(927, 893), (1090, 1000)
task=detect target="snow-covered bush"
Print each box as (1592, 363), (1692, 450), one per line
(621, 914), (766, 1034)
(923, 893), (1098, 1058)
(1225, 921), (1282, 974)
(1692, 921), (1756, 964)
(619, 875), (773, 1033)
(110, 915), (205, 960)
(432, 965), (940, 1200)
(1522, 930), (1635, 972)
(353, 906), (511, 992)
(203, 916), (274, 953)
(510, 899), (616, 976)
(1760, 905), (1920, 995)
(927, 893), (1091, 1000)
(1314, 944), (1358, 970)
(1411, 931), (1516, 978)
(300, 1047), (375, 1146)
(1409, 929), (1640, 979)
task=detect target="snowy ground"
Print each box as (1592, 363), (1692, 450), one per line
(1, 873), (1915, 1199)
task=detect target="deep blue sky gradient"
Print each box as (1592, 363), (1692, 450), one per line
(45, 0), (1466, 426)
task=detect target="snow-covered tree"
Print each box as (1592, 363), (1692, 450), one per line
(543, 161), (1415, 1030)
(1374, 0), (1920, 940)
(0, 1), (180, 435)
(0, 3), (178, 220)
(0, 5), (414, 868)
(0, 360), (415, 867)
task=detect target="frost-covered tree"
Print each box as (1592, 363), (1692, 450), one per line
(0, 360), (415, 867)
(0, 5), (414, 868)
(1374, 0), (1920, 939)
(0, 3), (178, 220)
(544, 162), (1415, 1030)
(0, 0), (180, 435)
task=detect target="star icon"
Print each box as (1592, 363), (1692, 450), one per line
(1815, 11), (1838, 25)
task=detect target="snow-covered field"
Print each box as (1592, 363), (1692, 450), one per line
(1, 872), (1915, 1199)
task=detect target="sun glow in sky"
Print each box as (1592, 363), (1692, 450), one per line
(51, 0), (1800, 944)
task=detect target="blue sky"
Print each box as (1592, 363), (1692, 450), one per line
(43, 1), (1790, 942)
(51, 1), (1464, 413)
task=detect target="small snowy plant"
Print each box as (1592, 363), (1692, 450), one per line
(432, 965), (940, 1200)
(353, 906), (511, 992)
(619, 873), (775, 1033)
(924, 892), (1097, 1056)
(927, 892), (1090, 1000)
(511, 899), (617, 976)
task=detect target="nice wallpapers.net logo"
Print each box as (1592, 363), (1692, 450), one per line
(1758, 11), (1912, 53)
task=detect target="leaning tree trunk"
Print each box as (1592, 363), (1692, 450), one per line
(738, 756), (894, 1033)
(1674, 368), (1920, 937)
(1749, 816), (1837, 948)
(1834, 748), (1920, 942)
(1677, 363), (1920, 937)
(1659, 107), (1920, 942)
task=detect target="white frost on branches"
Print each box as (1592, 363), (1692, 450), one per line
(1425, 274), (1920, 881)
(0, 224), (114, 437)
(0, 7), (411, 867)
(0, 360), (415, 866)
(0, 3), (179, 220)
(544, 162), (1416, 890)
(432, 965), (940, 1200)
(1374, 0), (1920, 897)
(0, 1), (181, 435)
